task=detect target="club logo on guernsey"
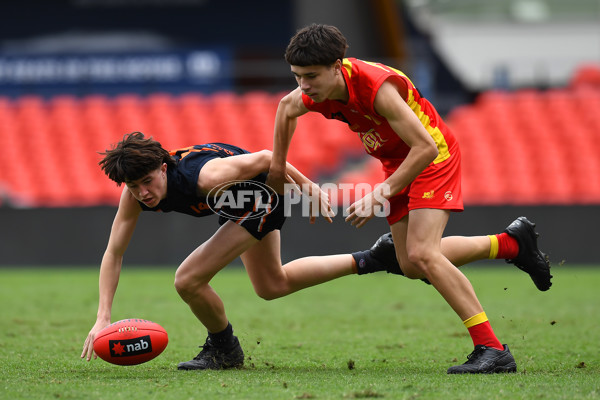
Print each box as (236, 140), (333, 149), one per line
(358, 129), (388, 153)
(207, 180), (277, 220)
(109, 335), (153, 357)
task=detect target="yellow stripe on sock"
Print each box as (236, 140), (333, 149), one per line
(488, 235), (499, 259)
(463, 312), (488, 328)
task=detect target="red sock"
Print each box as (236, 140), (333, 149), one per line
(464, 312), (504, 350)
(488, 233), (519, 260)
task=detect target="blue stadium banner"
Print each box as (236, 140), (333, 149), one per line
(0, 48), (232, 95)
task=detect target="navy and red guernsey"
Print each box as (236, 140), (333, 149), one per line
(137, 142), (285, 240)
(138, 142), (251, 217)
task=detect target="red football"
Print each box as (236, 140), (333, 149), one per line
(93, 319), (168, 366)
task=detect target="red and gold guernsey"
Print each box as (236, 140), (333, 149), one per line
(302, 58), (458, 175)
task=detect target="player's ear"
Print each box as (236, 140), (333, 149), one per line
(333, 59), (343, 75)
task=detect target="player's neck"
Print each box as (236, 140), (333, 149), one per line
(328, 74), (349, 103)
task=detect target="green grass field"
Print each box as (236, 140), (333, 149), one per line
(1, 265), (598, 400)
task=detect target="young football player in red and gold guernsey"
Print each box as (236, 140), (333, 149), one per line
(266, 24), (552, 374)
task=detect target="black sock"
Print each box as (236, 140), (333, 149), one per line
(352, 250), (385, 275)
(208, 322), (235, 347)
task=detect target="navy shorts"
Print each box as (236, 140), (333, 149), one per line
(218, 193), (285, 240)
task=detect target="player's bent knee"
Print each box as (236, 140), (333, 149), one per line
(400, 255), (430, 279)
(401, 266), (426, 279)
(174, 278), (210, 303)
(174, 269), (207, 302)
(254, 287), (282, 301)
(253, 283), (289, 301)
(256, 291), (279, 301)
(173, 275), (192, 300)
(406, 247), (436, 271)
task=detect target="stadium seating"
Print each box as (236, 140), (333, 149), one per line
(447, 84), (600, 205)
(0, 92), (364, 207)
(1, 72), (599, 207)
(569, 63), (600, 89)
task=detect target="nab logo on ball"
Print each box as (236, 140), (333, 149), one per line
(109, 335), (153, 357)
(93, 319), (168, 366)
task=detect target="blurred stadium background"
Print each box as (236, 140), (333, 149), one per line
(0, 0), (598, 265)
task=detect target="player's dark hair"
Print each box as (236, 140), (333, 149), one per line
(99, 132), (176, 186)
(285, 23), (348, 66)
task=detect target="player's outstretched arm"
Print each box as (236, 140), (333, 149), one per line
(199, 149), (333, 223)
(267, 87), (308, 194)
(198, 150), (272, 193)
(81, 188), (141, 361)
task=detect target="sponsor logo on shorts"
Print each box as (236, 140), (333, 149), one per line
(109, 335), (153, 357)
(444, 191), (453, 201)
(422, 190), (435, 199)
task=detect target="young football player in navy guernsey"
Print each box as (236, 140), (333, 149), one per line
(266, 24), (552, 374)
(82, 131), (550, 371)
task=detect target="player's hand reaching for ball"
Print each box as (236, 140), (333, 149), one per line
(81, 318), (110, 361)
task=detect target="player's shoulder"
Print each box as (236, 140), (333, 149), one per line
(346, 58), (406, 79)
(345, 58), (390, 90)
(281, 87), (309, 116)
(281, 86), (303, 103)
(204, 142), (249, 156)
(172, 144), (241, 160)
(116, 188), (142, 219)
(344, 57), (381, 73)
(349, 58), (411, 100)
